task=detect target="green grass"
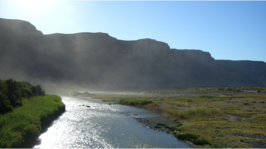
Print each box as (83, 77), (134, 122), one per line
(91, 95), (153, 106)
(90, 95), (121, 102)
(92, 92), (266, 148)
(199, 94), (219, 99)
(0, 95), (65, 148)
(119, 98), (153, 106)
(187, 108), (206, 115)
(174, 132), (210, 145)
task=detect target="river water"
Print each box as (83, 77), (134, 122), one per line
(34, 96), (190, 148)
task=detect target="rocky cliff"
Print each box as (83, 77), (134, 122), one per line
(0, 18), (265, 87)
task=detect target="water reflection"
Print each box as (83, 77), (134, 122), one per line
(34, 96), (190, 148)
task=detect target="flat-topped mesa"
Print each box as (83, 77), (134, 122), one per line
(0, 18), (43, 38)
(117, 38), (170, 58)
(172, 49), (215, 63)
(217, 60), (266, 85)
(46, 32), (114, 40)
(135, 38), (170, 50)
(0, 17), (266, 86)
(45, 32), (119, 53)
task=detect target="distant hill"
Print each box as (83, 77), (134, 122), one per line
(0, 18), (265, 87)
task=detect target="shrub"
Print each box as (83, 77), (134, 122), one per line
(208, 109), (222, 115)
(186, 108), (206, 116)
(0, 79), (47, 114)
(178, 112), (185, 119)
(217, 87), (225, 91)
(175, 133), (209, 145)
(191, 138), (210, 145)
(0, 95), (65, 148)
(186, 109), (196, 116)
(256, 89), (262, 93)
(225, 87), (233, 91)
(175, 122), (183, 127)
(7, 94), (22, 107)
(20, 88), (33, 98)
(36, 85), (45, 96)
(0, 79), (7, 94)
(175, 133), (198, 140)
(119, 98), (153, 106)
(30, 86), (37, 96)
(0, 92), (13, 114)
(5, 79), (22, 107)
(235, 88), (241, 92)
(199, 95), (218, 99)
(194, 108), (206, 115)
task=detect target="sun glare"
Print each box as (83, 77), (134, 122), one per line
(13, 0), (54, 12)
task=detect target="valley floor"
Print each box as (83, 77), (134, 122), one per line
(90, 89), (266, 148)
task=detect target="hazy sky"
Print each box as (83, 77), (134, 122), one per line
(0, 1), (265, 62)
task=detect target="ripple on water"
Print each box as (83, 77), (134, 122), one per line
(34, 96), (190, 148)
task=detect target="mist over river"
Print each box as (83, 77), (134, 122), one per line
(34, 96), (190, 148)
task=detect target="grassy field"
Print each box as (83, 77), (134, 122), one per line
(91, 92), (266, 148)
(0, 95), (65, 148)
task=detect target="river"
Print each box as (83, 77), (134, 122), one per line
(34, 96), (190, 148)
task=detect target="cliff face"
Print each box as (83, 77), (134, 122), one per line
(217, 60), (266, 85)
(0, 18), (265, 87)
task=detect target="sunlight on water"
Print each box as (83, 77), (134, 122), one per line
(34, 96), (190, 148)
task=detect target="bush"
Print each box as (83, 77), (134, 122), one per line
(175, 133), (209, 145)
(187, 108), (206, 116)
(0, 92), (13, 114)
(225, 87), (233, 91)
(217, 87), (225, 91)
(173, 108), (207, 119)
(7, 94), (22, 107)
(119, 98), (153, 106)
(191, 138), (210, 145)
(256, 88), (262, 93)
(30, 86), (37, 96)
(208, 109), (222, 115)
(199, 95), (218, 99)
(0, 78), (46, 114)
(36, 85), (45, 96)
(0, 79), (7, 94)
(173, 110), (185, 119)
(194, 108), (206, 114)
(0, 95), (65, 148)
(175, 133), (198, 140)
(186, 109), (196, 115)
(235, 88), (241, 92)
(5, 79), (22, 107)
(178, 112), (185, 119)
(20, 88), (33, 98)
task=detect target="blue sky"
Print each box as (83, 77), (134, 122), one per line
(0, 1), (265, 62)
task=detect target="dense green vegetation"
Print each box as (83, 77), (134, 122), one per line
(0, 95), (65, 148)
(92, 90), (266, 148)
(0, 78), (45, 114)
(120, 98), (153, 106)
(0, 79), (65, 148)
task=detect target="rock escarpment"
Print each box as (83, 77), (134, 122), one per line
(0, 18), (265, 87)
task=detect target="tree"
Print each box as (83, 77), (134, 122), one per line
(5, 79), (22, 107)
(30, 86), (37, 96)
(20, 88), (33, 98)
(0, 92), (13, 114)
(36, 85), (45, 96)
(0, 79), (7, 94)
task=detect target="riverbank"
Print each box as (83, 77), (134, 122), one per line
(91, 92), (266, 148)
(0, 95), (65, 148)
